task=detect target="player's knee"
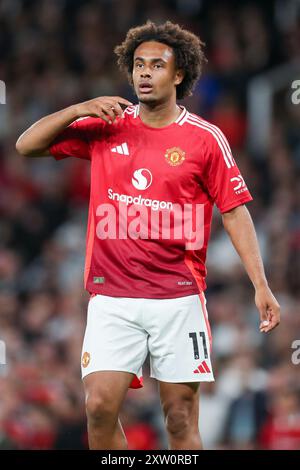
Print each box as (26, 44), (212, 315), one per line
(85, 392), (116, 424)
(164, 404), (192, 438)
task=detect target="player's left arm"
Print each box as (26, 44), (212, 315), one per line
(222, 204), (280, 333)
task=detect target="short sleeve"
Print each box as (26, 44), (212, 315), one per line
(49, 116), (104, 161)
(203, 126), (253, 213)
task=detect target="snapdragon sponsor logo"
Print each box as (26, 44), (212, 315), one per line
(0, 340), (6, 365)
(0, 80), (6, 104)
(131, 168), (152, 190)
(108, 188), (173, 211)
(96, 198), (204, 250)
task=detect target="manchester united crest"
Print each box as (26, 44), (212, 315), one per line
(82, 352), (90, 368)
(165, 147), (186, 166)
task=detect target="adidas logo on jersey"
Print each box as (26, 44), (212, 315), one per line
(193, 360), (211, 374)
(111, 142), (129, 155)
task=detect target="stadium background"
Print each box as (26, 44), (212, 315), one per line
(0, 0), (300, 450)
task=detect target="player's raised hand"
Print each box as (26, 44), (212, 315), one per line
(255, 285), (280, 333)
(74, 96), (133, 123)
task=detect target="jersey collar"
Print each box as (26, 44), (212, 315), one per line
(133, 104), (187, 126)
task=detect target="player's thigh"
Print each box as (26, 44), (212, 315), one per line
(83, 370), (134, 417)
(159, 381), (200, 423)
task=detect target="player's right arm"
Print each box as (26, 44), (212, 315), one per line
(15, 96), (133, 157)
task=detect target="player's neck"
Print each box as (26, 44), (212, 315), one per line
(138, 100), (181, 128)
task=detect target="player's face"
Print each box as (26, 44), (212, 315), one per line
(132, 41), (183, 104)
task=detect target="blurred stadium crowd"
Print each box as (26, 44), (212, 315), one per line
(0, 0), (300, 450)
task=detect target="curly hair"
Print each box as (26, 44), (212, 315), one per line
(114, 20), (207, 100)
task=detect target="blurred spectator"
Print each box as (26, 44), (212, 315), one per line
(260, 386), (300, 450)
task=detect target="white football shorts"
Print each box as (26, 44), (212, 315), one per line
(81, 292), (214, 388)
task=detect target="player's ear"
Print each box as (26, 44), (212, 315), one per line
(174, 69), (184, 86)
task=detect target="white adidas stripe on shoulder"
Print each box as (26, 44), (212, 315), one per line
(180, 112), (235, 168)
(68, 116), (90, 128)
(175, 106), (187, 125)
(188, 115), (234, 168)
(74, 116), (90, 122)
(123, 106), (135, 114)
(190, 114), (234, 160)
(123, 104), (139, 118)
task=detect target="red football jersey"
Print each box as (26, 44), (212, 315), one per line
(50, 105), (252, 298)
